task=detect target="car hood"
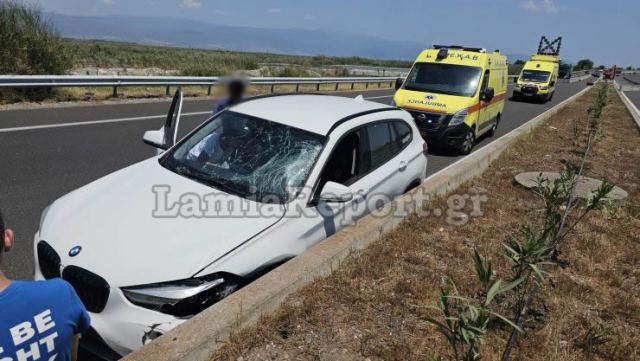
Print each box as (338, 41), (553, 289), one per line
(393, 88), (475, 115)
(39, 157), (284, 287)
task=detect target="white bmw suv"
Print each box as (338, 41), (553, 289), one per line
(34, 92), (428, 358)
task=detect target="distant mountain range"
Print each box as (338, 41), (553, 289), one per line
(49, 13), (530, 63)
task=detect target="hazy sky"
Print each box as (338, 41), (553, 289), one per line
(35, 0), (640, 66)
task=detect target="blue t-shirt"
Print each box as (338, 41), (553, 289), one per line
(0, 279), (90, 361)
(212, 97), (243, 114)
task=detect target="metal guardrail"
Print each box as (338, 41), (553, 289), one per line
(0, 70), (596, 96)
(0, 75), (401, 97)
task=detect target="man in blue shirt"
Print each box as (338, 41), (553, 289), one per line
(0, 210), (90, 361)
(212, 79), (246, 114)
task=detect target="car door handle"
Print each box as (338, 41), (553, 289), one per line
(398, 160), (408, 171)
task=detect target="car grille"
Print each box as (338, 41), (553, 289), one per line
(37, 241), (61, 279)
(521, 85), (539, 95)
(37, 241), (110, 313)
(63, 266), (110, 313)
(407, 110), (448, 133)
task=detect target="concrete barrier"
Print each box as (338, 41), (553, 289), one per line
(614, 80), (640, 129)
(123, 83), (595, 361)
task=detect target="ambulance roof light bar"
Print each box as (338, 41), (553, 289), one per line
(433, 45), (487, 53)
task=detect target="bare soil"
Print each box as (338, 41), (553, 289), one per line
(212, 85), (640, 361)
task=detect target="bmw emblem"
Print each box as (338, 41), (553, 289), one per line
(417, 114), (427, 121)
(69, 246), (82, 257)
(425, 94), (437, 100)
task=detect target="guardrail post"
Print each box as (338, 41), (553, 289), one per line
(378, 82), (381, 88)
(207, 85), (212, 96)
(335, 83), (339, 91)
(316, 83), (320, 91)
(166, 85), (170, 96)
(270, 84), (275, 93)
(366, 82), (369, 89)
(112, 86), (118, 98)
(351, 83), (355, 90)
(295, 84), (300, 92)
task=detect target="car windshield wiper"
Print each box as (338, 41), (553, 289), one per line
(199, 177), (248, 198)
(404, 84), (463, 96)
(171, 166), (247, 198)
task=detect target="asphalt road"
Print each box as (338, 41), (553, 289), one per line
(617, 74), (640, 109)
(0, 80), (590, 280)
(626, 91), (640, 109)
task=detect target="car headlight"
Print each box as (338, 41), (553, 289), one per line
(122, 273), (243, 318)
(539, 85), (549, 90)
(448, 108), (468, 127)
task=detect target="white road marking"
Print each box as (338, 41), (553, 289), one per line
(0, 94), (394, 133)
(0, 111), (212, 133)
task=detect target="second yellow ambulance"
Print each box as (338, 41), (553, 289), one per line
(393, 45), (508, 154)
(513, 54), (560, 102)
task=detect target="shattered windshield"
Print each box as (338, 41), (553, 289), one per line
(161, 111), (325, 203)
(403, 63), (482, 97)
(521, 70), (550, 83)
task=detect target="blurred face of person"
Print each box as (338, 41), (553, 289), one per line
(228, 81), (245, 102)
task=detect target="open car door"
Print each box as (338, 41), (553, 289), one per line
(142, 88), (183, 152)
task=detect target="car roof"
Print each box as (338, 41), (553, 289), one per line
(229, 94), (394, 135)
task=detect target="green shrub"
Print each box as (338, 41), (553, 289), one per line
(0, 0), (72, 74)
(274, 67), (310, 77)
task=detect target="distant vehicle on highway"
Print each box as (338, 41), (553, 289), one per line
(513, 54), (560, 103)
(513, 36), (562, 103)
(393, 45), (508, 154)
(33, 91), (428, 358)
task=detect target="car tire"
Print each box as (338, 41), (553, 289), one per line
(459, 128), (475, 155)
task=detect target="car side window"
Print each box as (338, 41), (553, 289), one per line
(318, 128), (368, 189)
(481, 69), (490, 91)
(364, 122), (404, 172)
(392, 121), (412, 149)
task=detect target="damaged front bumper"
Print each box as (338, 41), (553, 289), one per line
(33, 233), (185, 358)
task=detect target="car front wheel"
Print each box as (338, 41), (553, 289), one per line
(459, 129), (475, 155)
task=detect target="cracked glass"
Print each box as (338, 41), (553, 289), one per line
(161, 111), (325, 204)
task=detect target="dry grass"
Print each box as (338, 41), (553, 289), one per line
(211, 85), (640, 361)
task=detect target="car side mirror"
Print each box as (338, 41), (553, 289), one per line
(319, 181), (353, 203)
(480, 88), (494, 102)
(143, 128), (168, 150)
(395, 78), (404, 91)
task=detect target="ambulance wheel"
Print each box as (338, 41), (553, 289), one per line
(460, 129), (475, 155)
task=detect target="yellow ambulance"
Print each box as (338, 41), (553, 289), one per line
(513, 54), (560, 102)
(393, 45), (508, 154)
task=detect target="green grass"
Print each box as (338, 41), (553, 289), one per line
(0, 0), (71, 74)
(65, 39), (413, 76)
